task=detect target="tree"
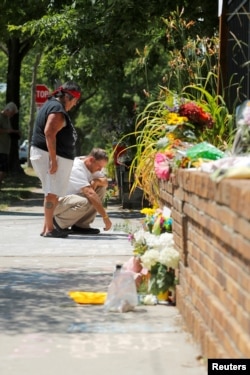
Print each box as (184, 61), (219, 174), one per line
(0, 0), (53, 172)
(20, 0), (218, 152)
(1, 0), (219, 169)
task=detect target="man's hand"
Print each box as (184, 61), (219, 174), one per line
(103, 216), (112, 231)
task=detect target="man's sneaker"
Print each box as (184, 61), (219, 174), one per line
(71, 225), (100, 235)
(53, 218), (72, 235)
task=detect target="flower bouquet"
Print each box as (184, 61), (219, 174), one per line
(125, 206), (179, 303)
(152, 98), (226, 180)
(140, 206), (172, 234)
(140, 244), (179, 299)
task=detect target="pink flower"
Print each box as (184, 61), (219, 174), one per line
(154, 152), (171, 180)
(155, 152), (167, 163)
(128, 233), (134, 242)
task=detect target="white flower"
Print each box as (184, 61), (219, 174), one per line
(140, 249), (160, 270)
(157, 232), (174, 249)
(159, 247), (180, 269)
(133, 228), (147, 245)
(145, 233), (162, 248)
(156, 137), (169, 150)
(133, 227), (179, 270)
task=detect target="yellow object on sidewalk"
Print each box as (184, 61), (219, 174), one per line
(69, 291), (107, 304)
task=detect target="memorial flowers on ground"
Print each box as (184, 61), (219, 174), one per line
(124, 206), (179, 302)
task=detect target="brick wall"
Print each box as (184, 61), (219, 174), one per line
(158, 170), (250, 358)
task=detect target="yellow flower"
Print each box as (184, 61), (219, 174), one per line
(140, 208), (156, 215)
(166, 133), (176, 141)
(166, 112), (188, 125)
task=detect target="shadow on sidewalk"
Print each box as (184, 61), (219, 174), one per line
(0, 268), (177, 336)
(0, 268), (111, 335)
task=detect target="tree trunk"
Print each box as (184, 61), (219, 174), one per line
(6, 37), (32, 174)
(27, 52), (42, 168)
(6, 38), (22, 173)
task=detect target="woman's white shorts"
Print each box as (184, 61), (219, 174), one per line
(30, 146), (73, 197)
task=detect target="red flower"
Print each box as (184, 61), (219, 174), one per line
(179, 102), (214, 129)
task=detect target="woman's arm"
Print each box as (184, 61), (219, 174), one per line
(44, 112), (65, 174)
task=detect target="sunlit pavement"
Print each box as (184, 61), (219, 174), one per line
(0, 201), (206, 375)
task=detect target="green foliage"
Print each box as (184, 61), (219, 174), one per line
(114, 8), (234, 205)
(0, 51), (7, 109)
(123, 80), (234, 205)
(0, 0), (220, 170)
(149, 264), (175, 295)
(182, 78), (234, 148)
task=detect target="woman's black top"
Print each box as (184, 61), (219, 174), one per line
(31, 97), (77, 160)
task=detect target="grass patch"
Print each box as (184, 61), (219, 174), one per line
(0, 167), (41, 210)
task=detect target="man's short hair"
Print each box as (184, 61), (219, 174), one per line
(90, 148), (108, 161)
(4, 102), (18, 113)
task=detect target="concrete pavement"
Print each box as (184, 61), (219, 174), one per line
(0, 195), (206, 375)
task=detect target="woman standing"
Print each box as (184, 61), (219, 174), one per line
(30, 81), (81, 237)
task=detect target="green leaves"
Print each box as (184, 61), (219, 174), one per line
(148, 263), (175, 295)
(182, 75), (234, 148)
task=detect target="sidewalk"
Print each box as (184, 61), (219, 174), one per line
(0, 195), (206, 375)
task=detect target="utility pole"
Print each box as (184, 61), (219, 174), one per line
(217, 1), (228, 99)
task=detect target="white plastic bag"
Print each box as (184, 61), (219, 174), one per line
(104, 265), (138, 313)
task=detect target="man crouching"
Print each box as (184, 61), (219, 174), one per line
(53, 148), (112, 235)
